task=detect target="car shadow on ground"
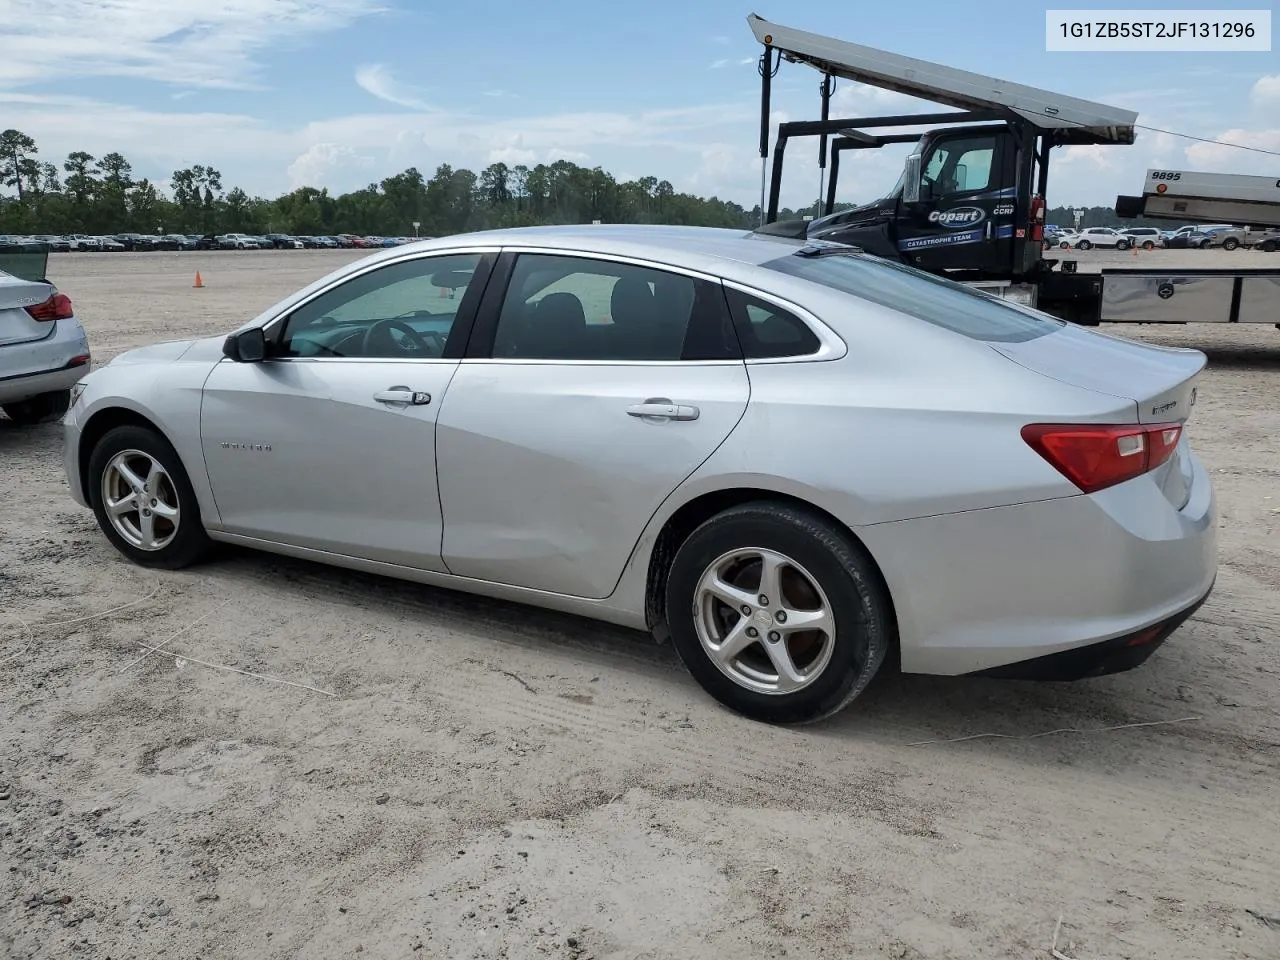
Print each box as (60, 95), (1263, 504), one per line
(194, 543), (1205, 766)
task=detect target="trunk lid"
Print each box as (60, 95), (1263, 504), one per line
(992, 324), (1206, 508)
(0, 273), (56, 347)
(990, 323), (1205, 425)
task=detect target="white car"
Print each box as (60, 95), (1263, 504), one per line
(0, 269), (91, 424)
(1121, 227), (1165, 250)
(1071, 227), (1131, 251)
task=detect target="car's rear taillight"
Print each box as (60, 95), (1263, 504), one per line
(1021, 422), (1182, 494)
(25, 292), (74, 322)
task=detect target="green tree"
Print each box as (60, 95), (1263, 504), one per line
(1, 129), (38, 204)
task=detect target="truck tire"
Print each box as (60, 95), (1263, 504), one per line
(1222, 237), (1239, 251)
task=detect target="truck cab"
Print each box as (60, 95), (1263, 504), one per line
(802, 124), (1025, 277)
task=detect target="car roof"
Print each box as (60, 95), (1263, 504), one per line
(388, 224), (808, 274)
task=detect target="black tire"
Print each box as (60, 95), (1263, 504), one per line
(2, 389), (70, 425)
(1222, 238), (1239, 251)
(1261, 240), (1278, 253)
(1116, 239), (1130, 251)
(1143, 241), (1155, 250)
(1077, 240), (1092, 250)
(664, 501), (894, 725)
(1197, 239), (1210, 249)
(87, 424), (212, 569)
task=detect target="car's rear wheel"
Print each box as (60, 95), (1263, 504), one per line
(2, 389), (71, 426)
(665, 502), (893, 725)
(87, 425), (211, 569)
(1143, 240), (1156, 250)
(1116, 239), (1130, 251)
(1077, 240), (1092, 250)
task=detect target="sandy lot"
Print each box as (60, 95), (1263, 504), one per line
(2, 248), (1278, 960)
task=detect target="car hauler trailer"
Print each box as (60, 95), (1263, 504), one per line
(748, 14), (1280, 328)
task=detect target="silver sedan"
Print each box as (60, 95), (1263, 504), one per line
(63, 225), (1217, 723)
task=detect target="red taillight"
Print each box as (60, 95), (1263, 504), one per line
(1022, 422), (1182, 494)
(24, 292), (74, 322)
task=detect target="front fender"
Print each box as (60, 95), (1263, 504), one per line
(65, 357), (222, 526)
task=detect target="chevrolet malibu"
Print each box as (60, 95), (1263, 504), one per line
(63, 225), (1217, 724)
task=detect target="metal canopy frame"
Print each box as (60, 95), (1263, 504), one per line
(750, 13), (1138, 223)
(749, 14), (1137, 145)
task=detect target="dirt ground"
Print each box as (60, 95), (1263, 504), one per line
(2, 247), (1278, 960)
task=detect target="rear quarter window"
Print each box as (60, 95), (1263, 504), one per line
(763, 251), (1063, 344)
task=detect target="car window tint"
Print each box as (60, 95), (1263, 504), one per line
(724, 289), (821, 359)
(763, 251), (1063, 344)
(491, 254), (739, 361)
(279, 253), (482, 359)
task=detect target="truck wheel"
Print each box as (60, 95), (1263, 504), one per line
(1222, 238), (1239, 251)
(1077, 240), (1092, 250)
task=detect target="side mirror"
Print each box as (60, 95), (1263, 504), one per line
(222, 327), (266, 362)
(902, 154), (923, 203)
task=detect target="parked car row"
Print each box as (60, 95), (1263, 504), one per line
(0, 233), (426, 253)
(1043, 223), (1280, 252)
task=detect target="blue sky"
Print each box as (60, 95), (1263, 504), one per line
(1, 0), (1276, 211)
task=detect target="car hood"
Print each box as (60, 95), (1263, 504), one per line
(109, 334), (225, 366)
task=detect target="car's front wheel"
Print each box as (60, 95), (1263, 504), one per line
(665, 502), (893, 725)
(87, 424), (212, 569)
(1222, 238), (1240, 251)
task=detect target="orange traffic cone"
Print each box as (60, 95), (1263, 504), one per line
(193, 271), (205, 288)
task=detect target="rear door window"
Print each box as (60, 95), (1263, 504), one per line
(763, 251), (1064, 343)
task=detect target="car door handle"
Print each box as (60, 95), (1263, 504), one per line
(373, 387), (431, 406)
(627, 399), (699, 421)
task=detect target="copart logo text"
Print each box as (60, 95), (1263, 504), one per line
(928, 206), (986, 229)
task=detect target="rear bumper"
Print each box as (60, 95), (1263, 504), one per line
(971, 578), (1213, 680)
(0, 318), (91, 404)
(859, 449), (1218, 676)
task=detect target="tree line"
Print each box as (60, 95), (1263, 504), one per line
(1, 128), (1154, 239)
(0, 128), (778, 238)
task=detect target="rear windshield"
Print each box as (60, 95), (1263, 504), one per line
(762, 251), (1063, 344)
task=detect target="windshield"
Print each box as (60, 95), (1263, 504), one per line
(763, 251), (1064, 344)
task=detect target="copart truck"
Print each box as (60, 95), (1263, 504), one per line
(748, 14), (1280, 329)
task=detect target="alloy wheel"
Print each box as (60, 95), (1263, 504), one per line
(101, 449), (181, 551)
(692, 547), (836, 695)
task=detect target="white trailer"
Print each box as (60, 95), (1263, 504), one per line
(1116, 169), (1280, 228)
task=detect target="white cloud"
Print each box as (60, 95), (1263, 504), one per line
(1185, 128), (1280, 175)
(1252, 75), (1280, 106)
(354, 64), (435, 112)
(287, 143), (377, 191)
(0, 0), (385, 90)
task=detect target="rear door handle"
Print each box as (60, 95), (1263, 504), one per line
(374, 387), (431, 406)
(627, 399), (699, 421)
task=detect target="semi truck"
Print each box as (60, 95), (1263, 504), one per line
(748, 14), (1280, 328)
